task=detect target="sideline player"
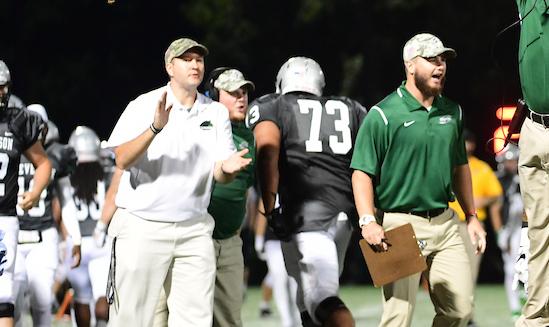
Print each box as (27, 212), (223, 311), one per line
(0, 60), (52, 327)
(250, 57), (366, 326)
(13, 104), (81, 327)
(66, 126), (111, 327)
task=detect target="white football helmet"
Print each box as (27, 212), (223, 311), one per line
(275, 57), (325, 96)
(69, 126), (101, 163)
(0, 60), (11, 110)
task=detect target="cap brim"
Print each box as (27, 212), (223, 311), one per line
(224, 81), (255, 92)
(186, 45), (209, 56)
(439, 48), (457, 59)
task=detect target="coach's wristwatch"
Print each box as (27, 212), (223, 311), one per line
(359, 214), (376, 228)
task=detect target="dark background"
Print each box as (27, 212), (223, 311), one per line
(1, 0), (522, 284)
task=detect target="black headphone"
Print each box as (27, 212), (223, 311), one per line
(204, 66), (234, 101)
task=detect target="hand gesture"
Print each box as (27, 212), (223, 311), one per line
(93, 221), (108, 248)
(152, 90), (173, 130)
(222, 149), (252, 175)
(362, 222), (388, 251)
(467, 216), (487, 254)
(18, 191), (40, 211)
(71, 244), (82, 268)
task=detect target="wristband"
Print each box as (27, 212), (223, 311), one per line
(150, 123), (162, 134)
(359, 214), (376, 228)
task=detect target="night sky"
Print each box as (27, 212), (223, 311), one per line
(1, 0), (522, 164)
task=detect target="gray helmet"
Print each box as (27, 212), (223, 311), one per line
(275, 57), (325, 96)
(0, 61), (10, 85)
(496, 143), (520, 163)
(69, 126), (101, 163)
(46, 120), (60, 145)
(0, 60), (11, 110)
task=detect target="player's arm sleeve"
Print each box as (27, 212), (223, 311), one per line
(55, 176), (82, 246)
(10, 109), (44, 151)
(350, 106), (388, 178)
(247, 99), (281, 132)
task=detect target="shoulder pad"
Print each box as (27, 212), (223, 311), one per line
(47, 143), (77, 178)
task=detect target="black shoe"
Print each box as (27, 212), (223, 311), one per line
(260, 307), (272, 318)
(467, 320), (477, 327)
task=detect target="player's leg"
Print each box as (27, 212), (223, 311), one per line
(12, 240), (30, 326)
(265, 240), (300, 327)
(165, 214), (216, 326)
(25, 227), (58, 327)
(88, 240), (111, 327)
(427, 212), (473, 327)
(259, 272), (273, 317)
(503, 228), (522, 319)
(67, 245), (93, 327)
(516, 117), (549, 327)
(0, 217), (20, 327)
(212, 235), (244, 327)
(281, 230), (353, 326)
(106, 209), (173, 327)
(334, 213), (353, 277)
(378, 212), (427, 327)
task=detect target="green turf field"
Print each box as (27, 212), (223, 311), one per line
(241, 284), (516, 327)
(46, 284), (516, 326)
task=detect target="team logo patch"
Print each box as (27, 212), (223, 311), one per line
(438, 115), (452, 125)
(238, 141), (249, 150)
(200, 120), (213, 130)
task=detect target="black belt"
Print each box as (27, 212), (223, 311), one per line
(408, 208), (447, 219)
(528, 109), (549, 128)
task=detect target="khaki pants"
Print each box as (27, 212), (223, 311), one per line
(516, 118), (549, 327)
(379, 209), (473, 327)
(107, 209), (215, 327)
(212, 234), (244, 327)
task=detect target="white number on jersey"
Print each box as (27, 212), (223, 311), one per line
(0, 153), (8, 196)
(297, 99), (352, 155)
(75, 181), (105, 221)
(16, 177), (47, 217)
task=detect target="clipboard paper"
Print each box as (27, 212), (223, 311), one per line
(359, 223), (427, 287)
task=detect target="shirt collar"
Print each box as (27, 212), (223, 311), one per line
(166, 82), (205, 114)
(397, 81), (442, 113)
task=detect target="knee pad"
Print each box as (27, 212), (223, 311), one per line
(314, 296), (346, 324)
(0, 303), (15, 318)
(300, 311), (321, 327)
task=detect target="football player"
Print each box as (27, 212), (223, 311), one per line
(13, 104), (81, 327)
(65, 126), (111, 327)
(249, 57), (366, 327)
(0, 61), (52, 327)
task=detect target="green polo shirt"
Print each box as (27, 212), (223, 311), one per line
(351, 83), (467, 212)
(516, 0), (549, 114)
(209, 122), (255, 240)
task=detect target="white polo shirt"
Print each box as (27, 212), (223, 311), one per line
(108, 83), (235, 222)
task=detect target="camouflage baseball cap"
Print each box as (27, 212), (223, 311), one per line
(214, 69), (255, 92)
(403, 33), (456, 61)
(164, 38), (209, 64)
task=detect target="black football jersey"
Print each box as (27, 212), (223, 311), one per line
(73, 180), (106, 237)
(0, 108), (43, 216)
(248, 93), (367, 231)
(17, 142), (77, 231)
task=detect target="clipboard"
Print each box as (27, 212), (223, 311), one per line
(359, 223), (427, 287)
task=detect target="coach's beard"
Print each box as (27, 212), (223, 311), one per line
(415, 73), (445, 98)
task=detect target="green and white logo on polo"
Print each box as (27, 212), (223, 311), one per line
(439, 115), (452, 125)
(200, 120), (213, 130)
